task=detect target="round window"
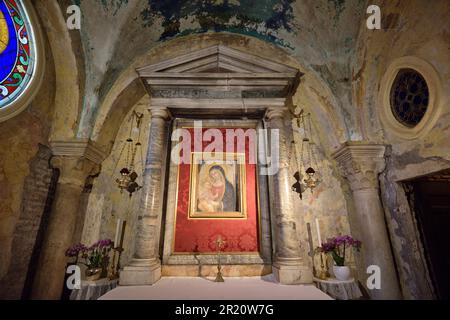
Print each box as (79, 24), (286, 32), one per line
(0, 0), (37, 110)
(389, 68), (429, 127)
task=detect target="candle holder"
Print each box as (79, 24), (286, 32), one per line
(108, 248), (118, 280)
(108, 246), (124, 280)
(215, 263), (224, 283)
(317, 252), (329, 280)
(214, 236), (226, 283)
(110, 220), (126, 280)
(306, 223), (317, 277)
(324, 254), (331, 278)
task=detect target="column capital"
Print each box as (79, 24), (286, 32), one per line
(265, 108), (287, 121)
(50, 156), (100, 188)
(332, 142), (386, 191)
(50, 139), (106, 164)
(149, 107), (171, 120)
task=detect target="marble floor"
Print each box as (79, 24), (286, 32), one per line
(100, 275), (332, 300)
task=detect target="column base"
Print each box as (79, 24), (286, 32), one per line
(273, 258), (313, 285)
(120, 259), (161, 286)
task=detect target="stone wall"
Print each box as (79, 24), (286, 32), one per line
(0, 145), (56, 299)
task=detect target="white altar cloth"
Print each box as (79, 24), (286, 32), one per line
(99, 275), (332, 300)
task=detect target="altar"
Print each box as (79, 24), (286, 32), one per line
(100, 275), (331, 300)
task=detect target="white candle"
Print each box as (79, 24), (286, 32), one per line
(315, 218), (322, 246)
(114, 219), (122, 247)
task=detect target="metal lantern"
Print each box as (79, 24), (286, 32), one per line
(292, 109), (321, 199)
(114, 112), (144, 197)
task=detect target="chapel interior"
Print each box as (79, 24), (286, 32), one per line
(0, 0), (449, 300)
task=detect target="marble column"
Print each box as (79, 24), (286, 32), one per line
(31, 155), (99, 299)
(332, 143), (401, 299)
(120, 107), (171, 285)
(266, 108), (312, 284)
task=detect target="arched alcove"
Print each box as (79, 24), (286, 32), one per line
(80, 38), (354, 288)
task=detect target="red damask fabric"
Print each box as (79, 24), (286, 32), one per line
(173, 128), (260, 253)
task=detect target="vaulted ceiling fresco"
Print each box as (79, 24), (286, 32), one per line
(70, 0), (366, 138)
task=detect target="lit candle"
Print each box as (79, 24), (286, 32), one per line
(315, 218), (322, 246)
(114, 219), (122, 248)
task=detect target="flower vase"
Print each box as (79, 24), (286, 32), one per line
(85, 268), (102, 281)
(333, 265), (351, 281)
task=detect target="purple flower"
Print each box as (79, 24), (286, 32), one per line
(69, 239), (114, 269)
(321, 241), (335, 253)
(65, 243), (88, 257)
(90, 239), (113, 250)
(319, 235), (362, 266)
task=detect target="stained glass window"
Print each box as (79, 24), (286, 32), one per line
(390, 68), (429, 127)
(0, 0), (36, 109)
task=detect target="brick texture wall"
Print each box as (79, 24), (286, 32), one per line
(0, 144), (57, 299)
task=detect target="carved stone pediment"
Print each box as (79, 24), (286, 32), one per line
(137, 45), (302, 117)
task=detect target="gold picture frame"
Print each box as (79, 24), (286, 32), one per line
(188, 152), (247, 219)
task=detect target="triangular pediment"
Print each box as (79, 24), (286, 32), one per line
(137, 45), (302, 112)
(137, 45), (299, 74)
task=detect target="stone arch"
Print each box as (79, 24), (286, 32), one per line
(35, 0), (86, 141)
(90, 33), (347, 157)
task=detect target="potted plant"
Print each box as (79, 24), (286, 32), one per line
(83, 239), (113, 281)
(66, 239), (113, 281)
(320, 235), (361, 281)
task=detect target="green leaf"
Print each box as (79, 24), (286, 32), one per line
(331, 250), (345, 266)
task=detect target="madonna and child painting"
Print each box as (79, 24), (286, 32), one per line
(189, 153), (247, 219)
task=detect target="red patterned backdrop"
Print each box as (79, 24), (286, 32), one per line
(173, 128), (260, 253)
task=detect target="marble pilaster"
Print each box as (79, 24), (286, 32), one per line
(120, 107), (171, 286)
(266, 109), (312, 284)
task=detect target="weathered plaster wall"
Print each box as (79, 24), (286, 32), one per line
(90, 32), (348, 158)
(289, 125), (356, 275)
(73, 0), (365, 139)
(82, 98), (150, 266)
